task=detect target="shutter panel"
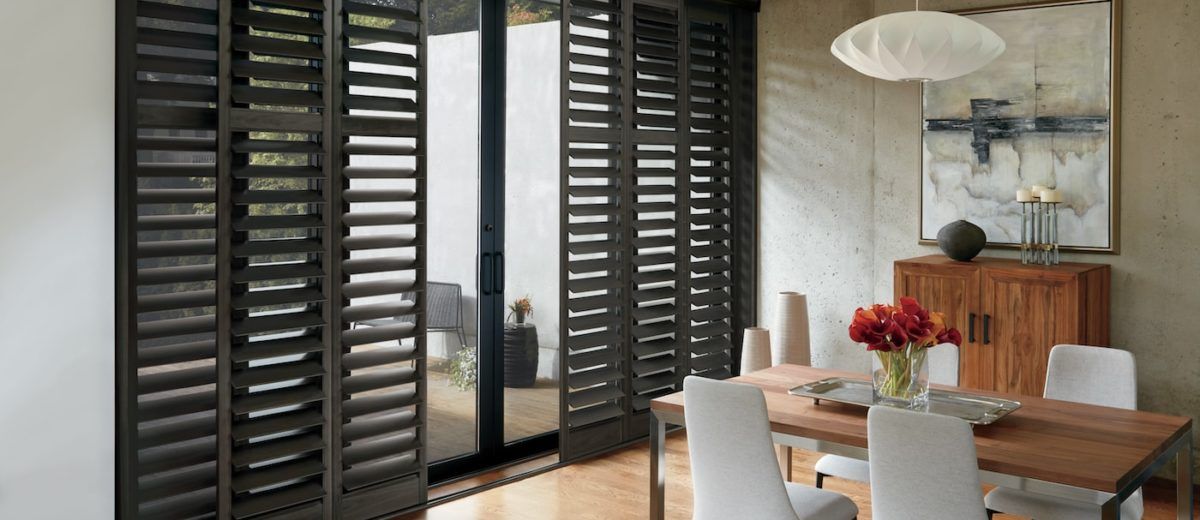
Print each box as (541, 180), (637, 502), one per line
(686, 5), (735, 380)
(562, 0), (628, 458)
(559, 0), (751, 460)
(122, 1), (221, 518)
(119, 0), (428, 517)
(628, 0), (686, 415)
(224, 1), (333, 518)
(337, 0), (426, 516)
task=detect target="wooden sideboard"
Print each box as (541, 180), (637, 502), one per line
(894, 255), (1110, 396)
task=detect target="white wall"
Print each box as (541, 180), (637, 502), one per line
(0, 1), (115, 518)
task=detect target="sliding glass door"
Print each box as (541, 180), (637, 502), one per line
(425, 0), (560, 482)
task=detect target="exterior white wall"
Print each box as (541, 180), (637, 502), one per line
(0, 1), (115, 518)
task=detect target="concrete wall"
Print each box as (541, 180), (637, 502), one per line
(0, 1), (115, 517)
(871, 0), (1200, 480)
(759, 0), (1200, 480)
(758, 0), (876, 371)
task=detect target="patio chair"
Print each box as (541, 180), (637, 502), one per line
(353, 281), (468, 349)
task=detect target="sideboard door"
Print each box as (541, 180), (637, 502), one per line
(981, 267), (1081, 396)
(894, 261), (986, 390)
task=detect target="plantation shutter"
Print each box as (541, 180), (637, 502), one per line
(560, 0), (755, 459)
(117, 0), (427, 518)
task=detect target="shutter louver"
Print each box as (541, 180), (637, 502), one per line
(563, 0), (628, 456)
(119, 0), (428, 517)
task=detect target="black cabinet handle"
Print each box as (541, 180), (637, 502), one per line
(481, 252), (492, 296)
(983, 314), (991, 345)
(493, 252), (504, 294)
(968, 313), (977, 343)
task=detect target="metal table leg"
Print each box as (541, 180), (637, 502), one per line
(651, 412), (666, 520)
(1179, 434), (1193, 520)
(1100, 495), (1121, 520)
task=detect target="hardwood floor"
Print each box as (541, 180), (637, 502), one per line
(399, 431), (1198, 519)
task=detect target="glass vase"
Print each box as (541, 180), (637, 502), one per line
(872, 345), (930, 410)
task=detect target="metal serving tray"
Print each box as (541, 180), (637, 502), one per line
(789, 377), (1022, 425)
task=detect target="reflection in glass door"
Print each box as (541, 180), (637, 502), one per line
(502, 0), (561, 445)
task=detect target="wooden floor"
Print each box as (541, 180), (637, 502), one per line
(400, 431), (1198, 520)
(426, 366), (559, 462)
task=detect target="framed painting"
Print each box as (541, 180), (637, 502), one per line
(919, 0), (1120, 252)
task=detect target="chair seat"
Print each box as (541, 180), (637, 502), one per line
(814, 454), (871, 484)
(984, 486), (1143, 520)
(784, 482), (859, 520)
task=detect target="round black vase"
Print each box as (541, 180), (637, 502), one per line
(936, 220), (986, 261)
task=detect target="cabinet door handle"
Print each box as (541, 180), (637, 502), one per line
(968, 313), (977, 343)
(481, 252), (492, 296)
(982, 314), (991, 345)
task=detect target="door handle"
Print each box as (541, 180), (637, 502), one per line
(481, 252), (492, 296)
(968, 313), (977, 343)
(493, 252), (504, 295)
(982, 314), (991, 345)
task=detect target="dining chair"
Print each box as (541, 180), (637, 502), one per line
(984, 344), (1144, 520)
(868, 405), (989, 520)
(815, 343), (960, 488)
(683, 376), (858, 520)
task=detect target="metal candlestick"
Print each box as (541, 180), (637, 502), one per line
(1019, 199), (1061, 265)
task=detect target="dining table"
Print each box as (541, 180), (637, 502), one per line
(648, 364), (1194, 520)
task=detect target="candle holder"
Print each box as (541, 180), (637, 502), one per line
(1019, 199), (1061, 266)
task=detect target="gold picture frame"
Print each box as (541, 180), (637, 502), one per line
(917, 0), (1121, 253)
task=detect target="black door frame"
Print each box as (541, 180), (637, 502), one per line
(428, 0), (558, 484)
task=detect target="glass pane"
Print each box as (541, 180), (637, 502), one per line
(502, 0), (562, 444)
(425, 0), (482, 463)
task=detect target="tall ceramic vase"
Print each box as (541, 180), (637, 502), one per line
(771, 292), (811, 366)
(740, 327), (772, 374)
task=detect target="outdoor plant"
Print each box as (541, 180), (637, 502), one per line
(508, 295), (533, 324)
(448, 346), (477, 391)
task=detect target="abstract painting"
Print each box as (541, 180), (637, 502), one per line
(920, 0), (1118, 251)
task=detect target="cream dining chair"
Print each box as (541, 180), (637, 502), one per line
(814, 342), (960, 488)
(683, 376), (858, 520)
(984, 344), (1144, 520)
(868, 405), (989, 520)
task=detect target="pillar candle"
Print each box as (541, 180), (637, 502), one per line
(1016, 188), (1034, 202)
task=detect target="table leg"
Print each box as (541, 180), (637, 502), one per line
(1178, 434), (1193, 520)
(776, 445), (793, 482)
(650, 412), (666, 520)
(1100, 495), (1120, 520)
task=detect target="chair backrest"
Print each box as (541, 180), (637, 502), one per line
(683, 376), (798, 520)
(868, 406), (988, 520)
(927, 342), (960, 386)
(1044, 344), (1137, 409)
(424, 282), (463, 330)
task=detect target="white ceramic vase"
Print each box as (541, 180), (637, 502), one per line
(740, 327), (772, 374)
(771, 292), (811, 366)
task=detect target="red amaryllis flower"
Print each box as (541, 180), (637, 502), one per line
(898, 297), (938, 347)
(849, 305), (907, 352)
(849, 298), (963, 352)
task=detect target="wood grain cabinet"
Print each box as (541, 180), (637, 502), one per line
(894, 255), (1110, 396)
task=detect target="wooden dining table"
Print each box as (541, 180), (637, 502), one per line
(648, 364), (1194, 520)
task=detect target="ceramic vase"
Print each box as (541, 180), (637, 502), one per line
(771, 292), (811, 366)
(740, 327), (772, 374)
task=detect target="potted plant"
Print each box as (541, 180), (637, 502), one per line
(508, 295), (533, 325)
(848, 297), (962, 409)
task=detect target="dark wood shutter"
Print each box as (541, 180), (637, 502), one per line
(117, 1), (427, 518)
(560, 0), (755, 460)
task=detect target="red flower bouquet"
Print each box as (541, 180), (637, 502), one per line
(848, 297), (962, 406)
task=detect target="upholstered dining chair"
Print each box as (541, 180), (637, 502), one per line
(984, 344), (1144, 520)
(683, 376), (858, 520)
(815, 343), (960, 488)
(868, 406), (989, 520)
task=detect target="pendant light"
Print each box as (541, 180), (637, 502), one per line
(831, 0), (1005, 82)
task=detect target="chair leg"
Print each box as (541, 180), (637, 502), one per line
(986, 509), (996, 519)
(815, 472), (826, 489)
(456, 327), (467, 349)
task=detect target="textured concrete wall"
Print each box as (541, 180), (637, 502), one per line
(871, 0), (1200, 480)
(758, 0), (876, 371)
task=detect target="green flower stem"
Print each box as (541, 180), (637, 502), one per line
(875, 345), (927, 400)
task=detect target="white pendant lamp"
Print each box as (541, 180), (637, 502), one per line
(831, 1), (1005, 82)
